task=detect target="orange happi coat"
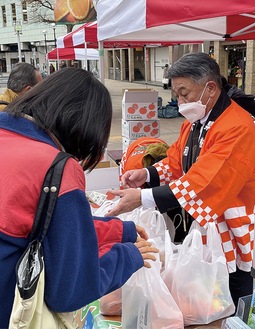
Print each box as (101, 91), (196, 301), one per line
(154, 100), (255, 273)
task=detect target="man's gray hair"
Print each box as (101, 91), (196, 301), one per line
(169, 52), (222, 87)
(7, 62), (39, 92)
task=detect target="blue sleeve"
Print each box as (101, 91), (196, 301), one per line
(43, 189), (143, 312)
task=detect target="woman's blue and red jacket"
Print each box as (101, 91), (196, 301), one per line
(0, 112), (143, 328)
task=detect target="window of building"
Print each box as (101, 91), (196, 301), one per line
(11, 3), (16, 23)
(1, 6), (7, 27)
(22, 2), (27, 22)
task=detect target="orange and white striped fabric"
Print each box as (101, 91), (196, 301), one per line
(154, 101), (255, 273)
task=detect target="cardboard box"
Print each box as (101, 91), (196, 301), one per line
(122, 137), (136, 153)
(85, 161), (121, 214)
(95, 160), (112, 169)
(122, 119), (160, 139)
(122, 90), (158, 121)
(121, 88), (153, 96)
(107, 149), (123, 166)
(93, 149), (119, 169)
(85, 166), (120, 191)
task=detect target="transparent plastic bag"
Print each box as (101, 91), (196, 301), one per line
(99, 288), (122, 316)
(161, 230), (181, 291)
(122, 261), (184, 329)
(171, 222), (235, 326)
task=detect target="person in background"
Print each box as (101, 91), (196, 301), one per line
(107, 52), (255, 309)
(162, 63), (171, 89)
(0, 62), (42, 111)
(49, 63), (55, 74)
(221, 75), (255, 116)
(60, 61), (67, 69)
(0, 68), (158, 328)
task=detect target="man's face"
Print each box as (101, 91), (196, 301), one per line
(172, 77), (208, 106)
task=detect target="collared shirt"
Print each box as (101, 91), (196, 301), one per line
(141, 111), (212, 209)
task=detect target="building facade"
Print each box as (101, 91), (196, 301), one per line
(0, 0), (66, 72)
(1, 1), (255, 95)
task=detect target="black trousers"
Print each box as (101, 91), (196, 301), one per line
(229, 267), (253, 309)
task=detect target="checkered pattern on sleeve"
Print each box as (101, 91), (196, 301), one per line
(169, 178), (255, 273)
(154, 161), (171, 186)
(169, 178), (218, 226)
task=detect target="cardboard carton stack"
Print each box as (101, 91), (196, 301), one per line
(121, 89), (159, 152)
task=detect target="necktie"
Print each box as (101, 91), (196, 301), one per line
(191, 121), (202, 164)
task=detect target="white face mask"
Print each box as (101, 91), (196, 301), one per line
(178, 83), (210, 124)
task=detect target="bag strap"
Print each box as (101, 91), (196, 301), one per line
(0, 100), (9, 105)
(29, 152), (73, 242)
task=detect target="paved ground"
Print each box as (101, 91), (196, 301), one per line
(0, 76), (185, 151)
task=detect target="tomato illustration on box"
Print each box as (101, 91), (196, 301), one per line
(122, 119), (160, 139)
(122, 90), (158, 120)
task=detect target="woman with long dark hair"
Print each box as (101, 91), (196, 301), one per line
(0, 68), (157, 328)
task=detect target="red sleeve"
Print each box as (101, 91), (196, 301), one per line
(93, 216), (137, 257)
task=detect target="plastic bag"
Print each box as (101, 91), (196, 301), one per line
(99, 288), (122, 316)
(161, 230), (181, 291)
(135, 208), (167, 240)
(122, 260), (184, 329)
(171, 222), (235, 326)
(93, 199), (120, 216)
(120, 208), (167, 268)
(158, 105), (179, 118)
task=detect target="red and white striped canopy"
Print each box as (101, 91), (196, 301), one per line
(56, 20), (187, 49)
(57, 21), (98, 48)
(94, 0), (255, 42)
(47, 48), (99, 61)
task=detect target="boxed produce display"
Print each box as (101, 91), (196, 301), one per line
(122, 119), (160, 139)
(122, 90), (158, 121)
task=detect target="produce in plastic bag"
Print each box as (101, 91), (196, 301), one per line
(99, 288), (122, 316)
(171, 222), (235, 326)
(122, 260), (184, 329)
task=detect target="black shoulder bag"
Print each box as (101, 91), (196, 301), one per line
(8, 152), (77, 329)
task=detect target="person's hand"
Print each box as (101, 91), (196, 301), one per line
(105, 188), (141, 216)
(135, 237), (159, 268)
(121, 168), (148, 188)
(136, 225), (148, 240)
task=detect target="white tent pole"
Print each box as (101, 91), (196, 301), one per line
(144, 45), (148, 84)
(98, 40), (105, 84)
(57, 48), (59, 70)
(84, 42), (88, 70)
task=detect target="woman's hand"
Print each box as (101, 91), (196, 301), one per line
(136, 225), (148, 240)
(135, 238), (159, 268)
